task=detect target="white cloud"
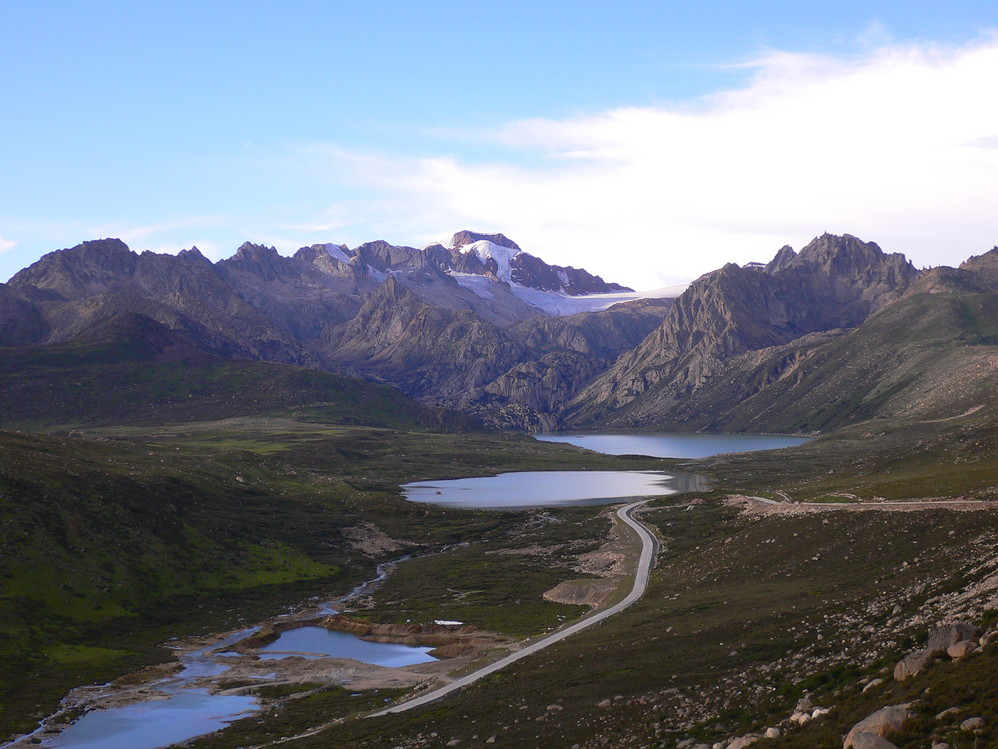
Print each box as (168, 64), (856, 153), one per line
(296, 34), (998, 288)
(0, 235), (16, 254)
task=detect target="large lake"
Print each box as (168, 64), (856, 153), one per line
(534, 432), (810, 458)
(404, 432), (809, 510)
(403, 470), (705, 509)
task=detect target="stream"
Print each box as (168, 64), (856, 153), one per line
(4, 558), (422, 749)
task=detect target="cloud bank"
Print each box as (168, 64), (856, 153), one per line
(306, 36), (998, 288)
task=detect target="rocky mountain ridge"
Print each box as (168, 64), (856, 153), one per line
(0, 233), (670, 430)
(3, 231), (997, 433)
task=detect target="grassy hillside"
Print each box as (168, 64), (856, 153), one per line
(0, 312), (470, 431)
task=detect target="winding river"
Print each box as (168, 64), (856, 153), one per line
(9, 432), (806, 749)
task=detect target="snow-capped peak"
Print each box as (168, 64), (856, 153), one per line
(467, 240), (521, 284)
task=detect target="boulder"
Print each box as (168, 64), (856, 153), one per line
(893, 648), (934, 681)
(844, 704), (913, 748)
(862, 678), (884, 692)
(946, 639), (976, 659)
(926, 622), (982, 655)
(850, 734), (899, 749)
(726, 736), (759, 748)
(960, 716), (985, 732)
(764, 727), (781, 738)
(935, 707), (961, 720)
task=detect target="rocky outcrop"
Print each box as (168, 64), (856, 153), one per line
(450, 230), (521, 251)
(894, 621), (982, 680)
(926, 621), (982, 653)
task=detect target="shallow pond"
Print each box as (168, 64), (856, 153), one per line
(19, 563), (424, 749)
(40, 690), (257, 749)
(403, 470), (704, 509)
(534, 431), (810, 458)
(259, 626), (437, 667)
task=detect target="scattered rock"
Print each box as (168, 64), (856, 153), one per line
(546, 704), (563, 712)
(960, 716), (985, 732)
(935, 707), (961, 720)
(930, 743), (952, 749)
(764, 727), (781, 738)
(790, 711), (812, 725)
(726, 735), (760, 748)
(597, 699), (612, 708)
(844, 704), (913, 748)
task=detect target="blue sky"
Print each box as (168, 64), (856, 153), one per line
(2, 1), (997, 287)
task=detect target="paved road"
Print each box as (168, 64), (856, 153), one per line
(369, 499), (658, 717)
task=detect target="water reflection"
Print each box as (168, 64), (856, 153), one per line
(535, 432), (810, 458)
(403, 470), (703, 509)
(259, 627), (436, 667)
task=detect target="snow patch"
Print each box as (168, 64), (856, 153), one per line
(451, 272), (496, 299)
(510, 284), (687, 315)
(448, 268), (686, 316)
(467, 240), (521, 283)
(323, 243), (350, 263)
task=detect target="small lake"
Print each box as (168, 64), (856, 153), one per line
(534, 432), (810, 458)
(403, 470), (704, 509)
(259, 627), (437, 667)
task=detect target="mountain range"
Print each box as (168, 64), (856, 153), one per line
(2, 230), (996, 433)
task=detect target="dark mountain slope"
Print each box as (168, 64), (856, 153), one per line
(0, 312), (469, 430)
(1, 236), (658, 429)
(7, 239), (312, 365)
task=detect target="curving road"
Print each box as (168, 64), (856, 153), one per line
(369, 499), (658, 717)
